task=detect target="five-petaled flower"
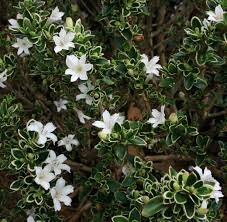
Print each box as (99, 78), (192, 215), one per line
(65, 55), (93, 82)
(92, 110), (125, 135)
(34, 166), (55, 190)
(54, 98), (68, 112)
(0, 69), (7, 88)
(45, 150), (71, 175)
(50, 177), (74, 211)
(53, 28), (75, 53)
(76, 81), (95, 105)
(141, 54), (162, 81)
(207, 5), (224, 22)
(9, 13), (23, 30)
(27, 119), (57, 145)
(147, 105), (165, 128)
(58, 134), (79, 151)
(193, 166), (224, 203)
(48, 6), (64, 23)
(75, 108), (91, 124)
(12, 37), (33, 55)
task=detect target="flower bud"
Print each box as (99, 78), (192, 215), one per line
(66, 17), (74, 29)
(179, 91), (185, 99)
(27, 153), (34, 159)
(142, 196), (150, 204)
(98, 131), (108, 140)
(173, 181), (180, 191)
(169, 113), (178, 123)
(198, 207), (208, 215)
(128, 69), (134, 76)
(133, 34), (144, 42)
(198, 200), (208, 215)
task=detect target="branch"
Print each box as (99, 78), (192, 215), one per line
(68, 201), (92, 222)
(145, 154), (193, 162)
(66, 160), (92, 173)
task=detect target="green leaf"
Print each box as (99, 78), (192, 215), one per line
(121, 28), (132, 40)
(174, 192), (187, 204)
(128, 136), (147, 146)
(129, 208), (141, 222)
(191, 17), (202, 29)
(184, 74), (196, 90)
(114, 191), (129, 204)
(223, 0), (227, 8)
(142, 195), (164, 217)
(122, 176), (135, 187)
(10, 179), (22, 191)
(170, 124), (187, 143)
(11, 160), (25, 170)
(11, 149), (24, 160)
(163, 191), (174, 199)
(185, 173), (197, 186)
(114, 145), (127, 160)
(112, 215), (128, 222)
(197, 185), (213, 197)
(194, 77), (207, 90)
(159, 77), (175, 88)
(187, 126), (199, 136)
(162, 207), (172, 219)
(169, 166), (177, 177)
(196, 135), (210, 147)
(223, 12), (227, 26)
(106, 179), (120, 192)
(183, 199), (195, 219)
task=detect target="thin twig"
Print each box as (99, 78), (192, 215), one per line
(145, 154), (193, 162)
(66, 160), (92, 173)
(68, 201), (92, 222)
(207, 110), (227, 118)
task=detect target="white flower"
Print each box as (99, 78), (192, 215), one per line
(207, 5), (224, 22)
(0, 69), (7, 88)
(27, 216), (35, 222)
(8, 19), (20, 30)
(141, 54), (162, 81)
(65, 55), (93, 82)
(26, 119), (57, 145)
(201, 200), (208, 209)
(76, 81), (94, 105)
(16, 13), (23, 19)
(8, 14), (23, 30)
(193, 166), (224, 203)
(75, 108), (91, 124)
(26, 209), (35, 222)
(45, 150), (71, 175)
(50, 177), (74, 211)
(58, 134), (79, 151)
(12, 37), (33, 56)
(53, 28), (75, 53)
(92, 110), (125, 134)
(34, 166), (55, 190)
(202, 19), (211, 29)
(122, 163), (135, 176)
(54, 98), (68, 112)
(48, 7), (64, 23)
(147, 105), (165, 128)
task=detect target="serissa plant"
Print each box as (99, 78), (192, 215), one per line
(0, 0), (226, 221)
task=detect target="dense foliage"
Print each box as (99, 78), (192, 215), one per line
(0, 0), (226, 221)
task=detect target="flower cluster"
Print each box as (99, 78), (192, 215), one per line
(25, 119), (78, 216)
(34, 149), (73, 212)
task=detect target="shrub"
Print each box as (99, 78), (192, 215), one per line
(0, 0), (226, 221)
